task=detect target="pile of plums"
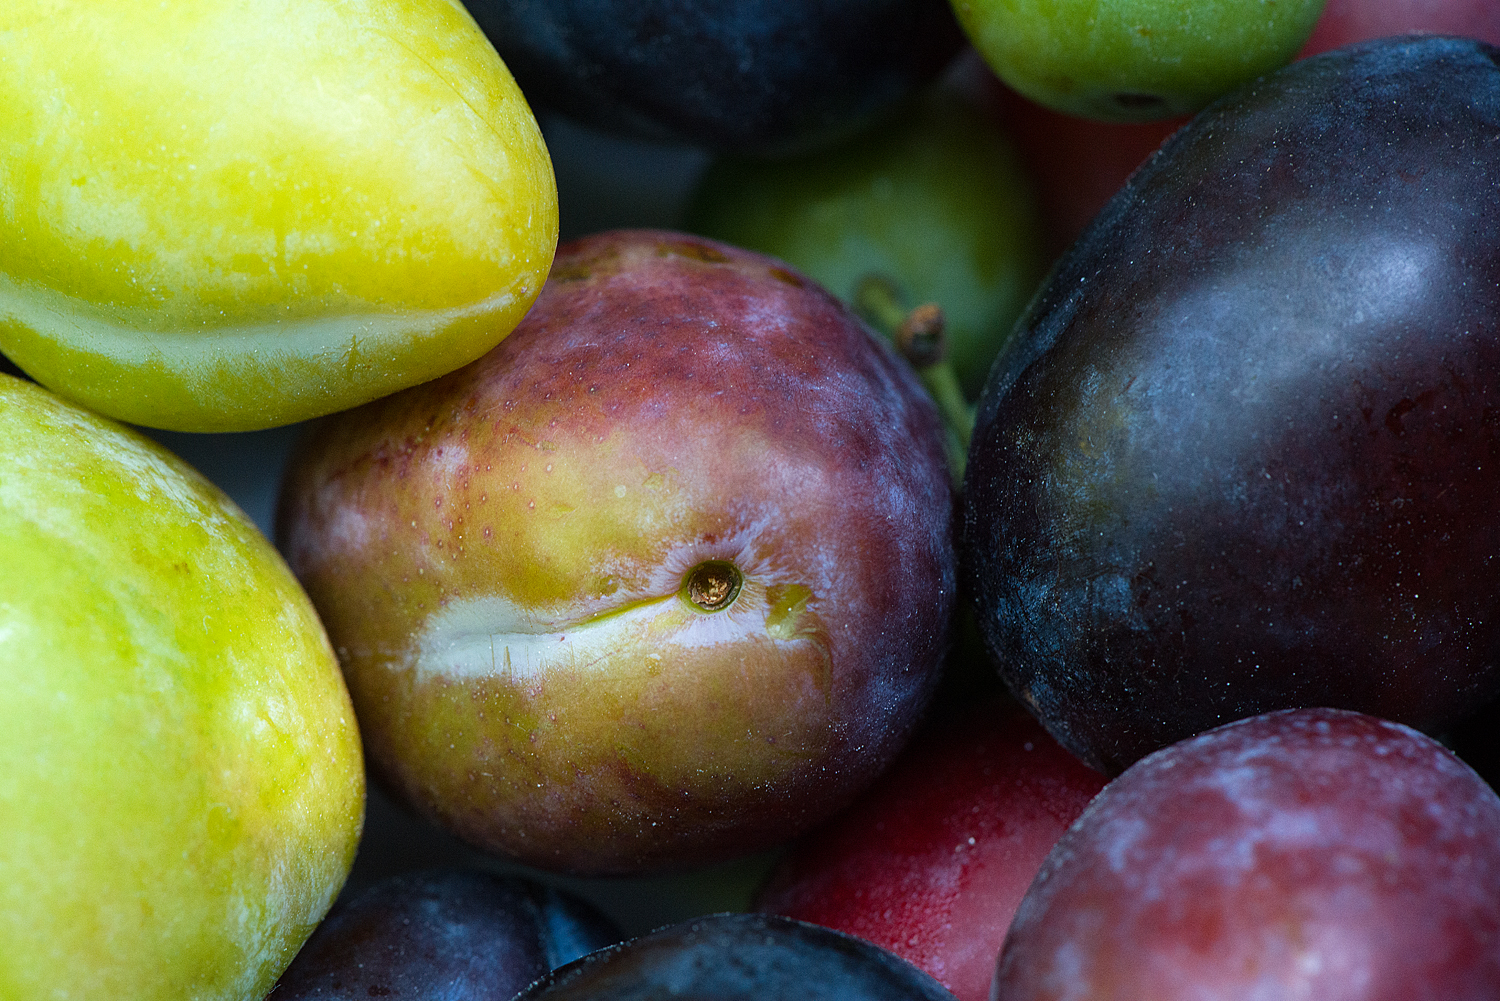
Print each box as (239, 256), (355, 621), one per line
(3, 1), (1500, 999)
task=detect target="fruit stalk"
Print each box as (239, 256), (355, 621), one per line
(855, 274), (974, 482)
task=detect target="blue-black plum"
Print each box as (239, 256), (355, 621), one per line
(271, 869), (621, 999)
(963, 35), (1500, 775)
(516, 912), (959, 1000)
(459, 0), (966, 158)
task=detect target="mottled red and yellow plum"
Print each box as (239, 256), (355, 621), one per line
(277, 230), (957, 875)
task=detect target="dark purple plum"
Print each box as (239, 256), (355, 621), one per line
(516, 912), (959, 1000)
(993, 708), (1500, 1000)
(271, 869), (621, 999)
(963, 35), (1500, 774)
(460, 0), (966, 158)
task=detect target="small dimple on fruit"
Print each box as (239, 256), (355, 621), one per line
(683, 560), (743, 612)
(1113, 92), (1169, 111)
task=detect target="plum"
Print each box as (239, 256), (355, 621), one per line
(459, 0), (966, 158)
(963, 34), (1500, 774)
(952, 0), (1326, 122)
(756, 700), (1104, 1001)
(272, 869), (621, 999)
(1300, 0), (1500, 57)
(517, 912), (959, 1000)
(0, 375), (363, 1000)
(277, 229), (957, 875)
(685, 80), (1048, 401)
(0, 0), (556, 432)
(993, 708), (1500, 999)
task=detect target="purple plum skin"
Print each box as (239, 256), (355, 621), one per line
(276, 230), (956, 875)
(962, 35), (1500, 774)
(993, 707), (1500, 1000)
(272, 869), (622, 1000)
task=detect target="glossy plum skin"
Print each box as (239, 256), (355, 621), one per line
(962, 36), (1500, 774)
(756, 701), (1104, 1001)
(993, 708), (1500, 1000)
(278, 230), (956, 875)
(272, 870), (621, 999)
(517, 913), (958, 1000)
(460, 0), (965, 158)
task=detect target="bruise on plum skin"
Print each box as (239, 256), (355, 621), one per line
(277, 230), (956, 875)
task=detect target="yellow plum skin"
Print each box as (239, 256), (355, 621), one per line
(0, 375), (365, 999)
(0, 0), (558, 432)
(278, 230), (957, 876)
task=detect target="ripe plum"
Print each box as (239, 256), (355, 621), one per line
(1300, 0), (1500, 57)
(517, 912), (959, 1000)
(993, 708), (1500, 999)
(963, 35), (1500, 773)
(272, 870), (621, 999)
(278, 230), (957, 874)
(756, 701), (1104, 1001)
(461, 0), (965, 158)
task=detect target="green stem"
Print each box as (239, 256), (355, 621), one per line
(853, 274), (975, 485)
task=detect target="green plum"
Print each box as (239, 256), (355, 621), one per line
(0, 0), (557, 432)
(952, 0), (1328, 121)
(0, 374), (365, 999)
(685, 85), (1046, 402)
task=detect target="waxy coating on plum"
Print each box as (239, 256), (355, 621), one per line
(517, 912), (960, 1000)
(963, 34), (1500, 775)
(994, 708), (1500, 999)
(459, 0), (967, 158)
(272, 869), (622, 999)
(756, 700), (1105, 1001)
(277, 229), (957, 876)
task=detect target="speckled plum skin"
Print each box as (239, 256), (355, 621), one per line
(756, 701), (1103, 1001)
(277, 230), (956, 875)
(993, 708), (1500, 1001)
(962, 36), (1500, 774)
